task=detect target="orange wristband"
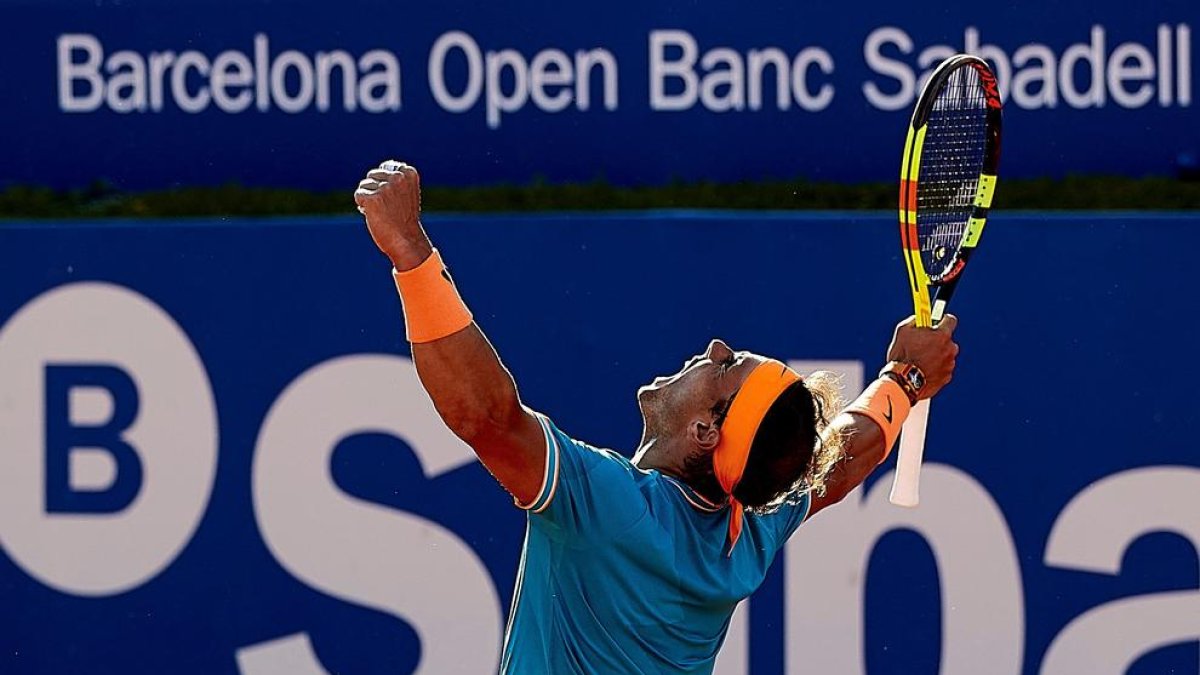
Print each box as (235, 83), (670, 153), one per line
(843, 377), (912, 456)
(392, 249), (473, 343)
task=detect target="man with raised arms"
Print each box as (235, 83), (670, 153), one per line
(354, 160), (959, 674)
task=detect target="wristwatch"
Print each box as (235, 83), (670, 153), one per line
(879, 361), (925, 406)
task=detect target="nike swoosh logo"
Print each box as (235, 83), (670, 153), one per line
(883, 397), (893, 423)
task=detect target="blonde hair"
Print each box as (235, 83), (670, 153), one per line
(798, 370), (847, 497)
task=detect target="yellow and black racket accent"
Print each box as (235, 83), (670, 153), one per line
(890, 54), (1002, 507)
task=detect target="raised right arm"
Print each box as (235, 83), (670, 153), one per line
(808, 316), (959, 518)
(354, 161), (546, 505)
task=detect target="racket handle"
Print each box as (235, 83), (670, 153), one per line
(889, 399), (930, 507)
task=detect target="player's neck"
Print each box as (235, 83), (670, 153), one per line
(634, 436), (726, 503)
(632, 434), (682, 474)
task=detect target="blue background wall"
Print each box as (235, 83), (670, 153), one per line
(3, 0), (1198, 189)
(0, 212), (1196, 673)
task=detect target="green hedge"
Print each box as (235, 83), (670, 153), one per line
(2, 176), (1198, 218)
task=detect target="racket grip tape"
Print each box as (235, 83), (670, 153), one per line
(889, 399), (930, 507)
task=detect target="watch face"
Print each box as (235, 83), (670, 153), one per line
(906, 369), (925, 391)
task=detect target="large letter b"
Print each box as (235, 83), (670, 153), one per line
(44, 364), (143, 514)
(0, 283), (217, 596)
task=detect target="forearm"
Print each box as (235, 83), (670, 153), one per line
(391, 241), (523, 435)
(357, 163), (545, 502)
(411, 324), (524, 441)
(807, 375), (907, 517)
(807, 317), (959, 516)
(391, 238), (526, 429)
(393, 247), (544, 501)
(813, 411), (888, 509)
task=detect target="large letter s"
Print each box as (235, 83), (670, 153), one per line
(243, 354), (502, 674)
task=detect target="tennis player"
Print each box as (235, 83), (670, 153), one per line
(354, 161), (959, 674)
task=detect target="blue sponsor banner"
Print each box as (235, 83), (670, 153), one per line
(0, 212), (1198, 674)
(1, 0), (1198, 190)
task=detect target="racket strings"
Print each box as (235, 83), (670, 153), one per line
(917, 66), (988, 279)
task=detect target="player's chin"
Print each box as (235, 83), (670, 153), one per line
(639, 374), (672, 397)
(636, 384), (665, 411)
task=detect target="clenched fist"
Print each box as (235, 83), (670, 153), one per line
(354, 160), (433, 270)
(885, 315), (959, 400)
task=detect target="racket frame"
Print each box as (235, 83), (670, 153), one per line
(890, 54), (1002, 507)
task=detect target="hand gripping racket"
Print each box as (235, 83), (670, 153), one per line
(889, 54), (1003, 507)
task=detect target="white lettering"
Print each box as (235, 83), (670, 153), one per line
(357, 50), (402, 113)
(1011, 44), (1059, 109)
(1059, 26), (1107, 108)
(863, 27), (915, 111)
(652, 33), (833, 113)
(247, 355), (502, 673)
(58, 34), (104, 112)
(650, 30), (699, 111)
(255, 34), (270, 112)
(1107, 42), (1155, 108)
(171, 51), (211, 113)
(315, 51), (357, 112)
(1178, 24), (1192, 106)
(791, 47), (834, 111)
(148, 52), (175, 112)
(699, 47), (744, 112)
(785, 464), (1023, 674)
(270, 50), (315, 114)
(211, 50), (254, 113)
(747, 48), (790, 111)
(574, 48), (618, 111)
(530, 49), (573, 112)
(429, 32), (617, 124)
(485, 49), (528, 129)
(1158, 24), (1173, 107)
(1042, 467), (1200, 673)
(429, 31), (484, 113)
(104, 50), (147, 113)
(56, 32), (402, 114)
(0, 283), (217, 596)
(861, 24), (1191, 112)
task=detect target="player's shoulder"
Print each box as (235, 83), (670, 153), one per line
(745, 490), (813, 546)
(574, 440), (652, 485)
(538, 414), (644, 477)
(587, 443), (638, 468)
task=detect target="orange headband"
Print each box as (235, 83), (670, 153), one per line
(712, 359), (802, 555)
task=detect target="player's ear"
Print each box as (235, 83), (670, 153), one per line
(688, 418), (720, 451)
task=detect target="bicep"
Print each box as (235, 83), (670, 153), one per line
(468, 405), (548, 507)
(408, 324), (548, 505)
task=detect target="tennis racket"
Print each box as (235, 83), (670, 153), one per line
(889, 54), (1002, 507)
